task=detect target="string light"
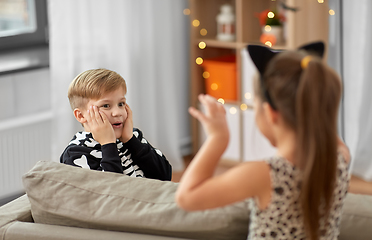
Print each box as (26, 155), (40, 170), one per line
(318, 0), (324, 3)
(240, 104), (248, 111)
(198, 41), (206, 49)
(200, 28), (208, 36)
(192, 19), (200, 27)
(229, 107), (237, 114)
(217, 98), (225, 104)
(196, 57), (203, 65)
(211, 83), (218, 90)
(202, 71), (210, 78)
(267, 11), (275, 19)
(245, 92), (252, 100)
(265, 41), (273, 47)
(264, 25), (271, 32)
(329, 9), (335, 15)
(183, 9), (190, 15)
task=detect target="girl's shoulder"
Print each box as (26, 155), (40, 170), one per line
(337, 139), (351, 165)
(239, 156), (296, 179)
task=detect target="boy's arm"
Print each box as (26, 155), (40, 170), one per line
(100, 143), (124, 173)
(123, 128), (172, 181)
(60, 144), (123, 173)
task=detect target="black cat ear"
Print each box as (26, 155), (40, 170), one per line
(247, 41), (325, 75)
(247, 45), (281, 76)
(298, 41), (325, 58)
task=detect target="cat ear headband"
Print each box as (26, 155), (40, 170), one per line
(247, 41), (325, 109)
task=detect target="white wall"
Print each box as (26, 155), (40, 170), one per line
(0, 68), (52, 200)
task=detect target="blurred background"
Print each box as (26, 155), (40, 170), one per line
(0, 0), (371, 205)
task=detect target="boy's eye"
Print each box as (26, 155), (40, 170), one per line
(102, 104), (110, 108)
(119, 102), (126, 107)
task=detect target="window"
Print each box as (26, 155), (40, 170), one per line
(0, 0), (48, 50)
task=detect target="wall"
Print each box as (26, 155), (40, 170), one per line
(0, 68), (52, 200)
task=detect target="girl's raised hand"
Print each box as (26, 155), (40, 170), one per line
(86, 105), (116, 145)
(189, 94), (229, 141)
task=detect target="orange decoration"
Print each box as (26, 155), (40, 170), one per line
(260, 33), (277, 46)
(201, 55), (237, 101)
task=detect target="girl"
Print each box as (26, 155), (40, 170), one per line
(176, 42), (350, 240)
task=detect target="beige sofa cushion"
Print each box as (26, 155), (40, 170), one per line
(339, 193), (372, 240)
(22, 161), (249, 240)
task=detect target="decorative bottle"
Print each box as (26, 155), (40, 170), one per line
(216, 4), (235, 41)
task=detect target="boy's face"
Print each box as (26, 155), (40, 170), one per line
(85, 87), (128, 139)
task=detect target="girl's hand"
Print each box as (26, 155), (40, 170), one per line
(86, 105), (116, 145)
(189, 94), (229, 141)
(120, 104), (133, 143)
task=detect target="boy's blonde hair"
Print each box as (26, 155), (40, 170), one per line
(68, 68), (127, 110)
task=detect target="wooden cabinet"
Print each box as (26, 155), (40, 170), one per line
(188, 0), (329, 162)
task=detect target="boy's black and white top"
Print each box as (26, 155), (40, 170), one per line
(60, 128), (172, 181)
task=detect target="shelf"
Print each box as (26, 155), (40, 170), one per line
(195, 38), (289, 54)
(189, 0), (330, 158)
(195, 39), (289, 50)
(196, 38), (239, 49)
(221, 100), (254, 109)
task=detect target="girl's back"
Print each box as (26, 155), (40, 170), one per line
(249, 151), (349, 239)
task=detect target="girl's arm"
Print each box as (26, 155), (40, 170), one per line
(176, 94), (271, 211)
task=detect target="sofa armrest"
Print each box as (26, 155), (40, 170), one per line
(0, 194), (33, 238)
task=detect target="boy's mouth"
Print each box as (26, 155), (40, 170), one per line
(112, 122), (122, 128)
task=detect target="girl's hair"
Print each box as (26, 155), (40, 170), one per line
(68, 68), (127, 110)
(257, 51), (341, 240)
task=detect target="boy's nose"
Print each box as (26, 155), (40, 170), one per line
(111, 107), (122, 117)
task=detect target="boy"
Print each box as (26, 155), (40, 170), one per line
(60, 68), (172, 181)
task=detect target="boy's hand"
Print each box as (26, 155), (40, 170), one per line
(189, 94), (229, 141)
(86, 105), (116, 145)
(120, 104), (133, 143)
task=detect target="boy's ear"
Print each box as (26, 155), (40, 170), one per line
(73, 108), (87, 124)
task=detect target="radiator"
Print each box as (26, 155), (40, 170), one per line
(0, 111), (52, 199)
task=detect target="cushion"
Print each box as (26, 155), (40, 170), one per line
(339, 193), (372, 240)
(22, 161), (249, 240)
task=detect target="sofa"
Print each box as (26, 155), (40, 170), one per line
(1, 161), (372, 240)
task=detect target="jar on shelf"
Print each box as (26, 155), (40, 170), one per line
(216, 4), (235, 42)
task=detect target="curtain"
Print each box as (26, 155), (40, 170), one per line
(328, 0), (372, 181)
(48, 0), (189, 171)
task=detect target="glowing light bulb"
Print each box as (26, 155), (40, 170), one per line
(318, 0), (324, 3)
(229, 107), (237, 114)
(265, 41), (273, 47)
(264, 25), (271, 32)
(192, 19), (200, 27)
(183, 9), (190, 15)
(267, 12), (275, 19)
(245, 92), (252, 100)
(202, 71), (210, 79)
(211, 83), (218, 90)
(198, 41), (206, 49)
(240, 104), (248, 111)
(329, 9), (335, 15)
(217, 98), (225, 104)
(200, 28), (208, 36)
(196, 57), (203, 65)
